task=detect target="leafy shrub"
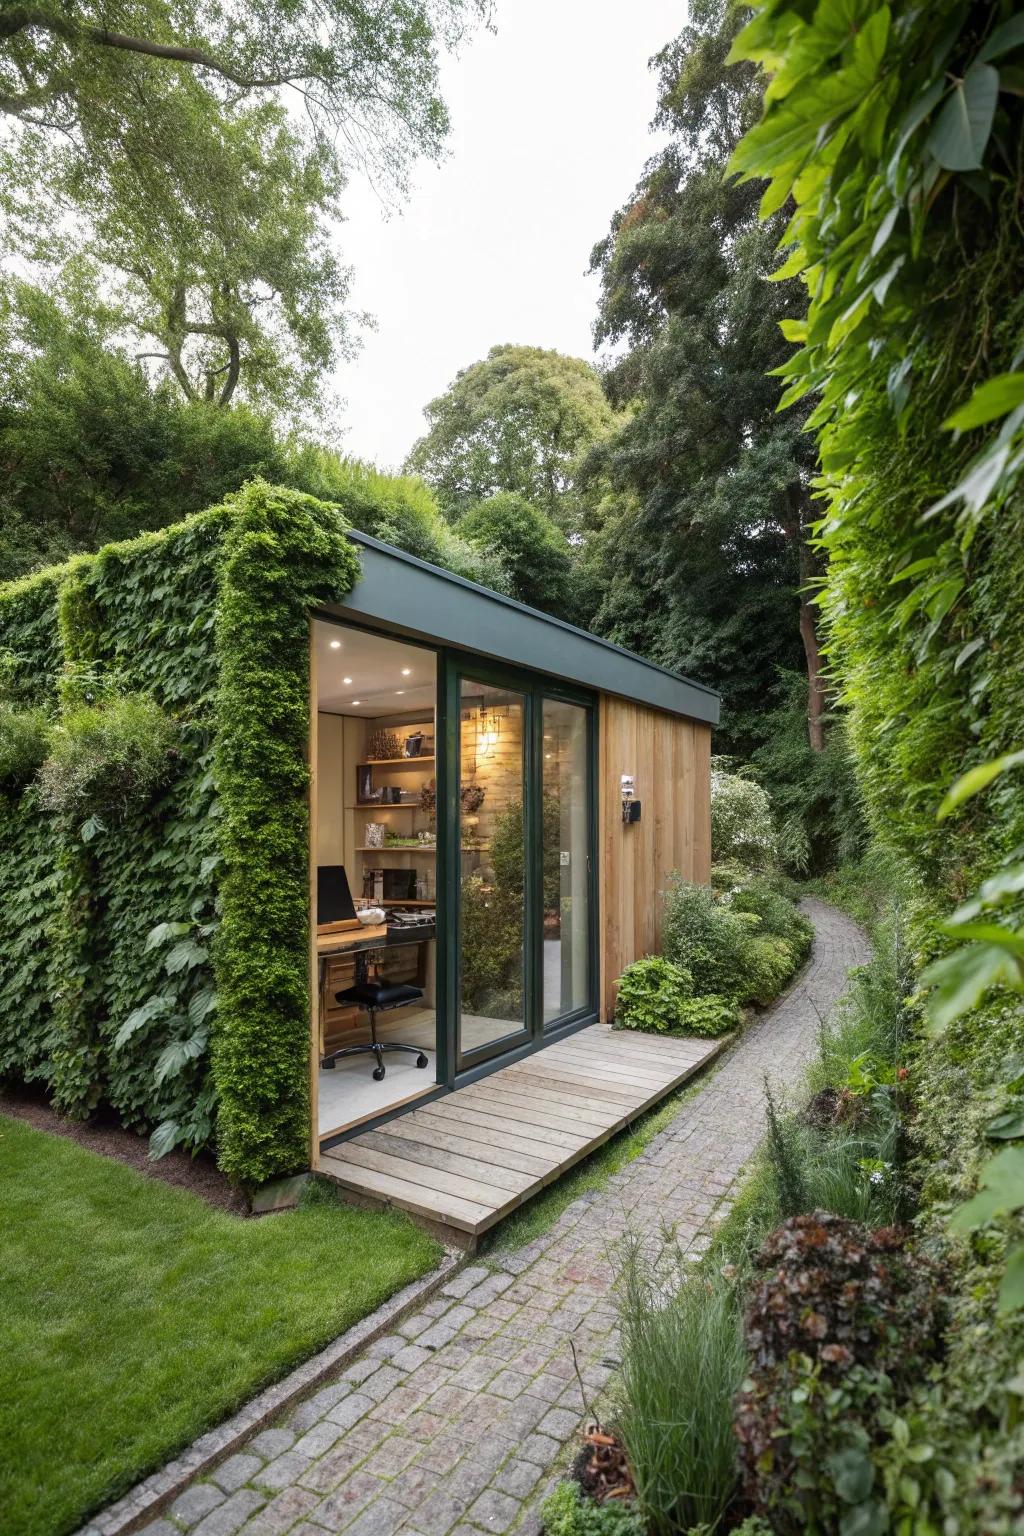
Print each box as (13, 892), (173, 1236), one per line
(541, 1481), (644, 1536)
(730, 873), (813, 959)
(663, 876), (805, 1007)
(459, 873), (523, 1019)
(617, 1238), (746, 1534)
(0, 703), (50, 789)
(36, 691), (178, 827)
(741, 934), (797, 1007)
(735, 1212), (941, 1530)
(614, 955), (693, 1033)
(710, 760), (777, 868)
(676, 993), (739, 1038)
(662, 877), (757, 998)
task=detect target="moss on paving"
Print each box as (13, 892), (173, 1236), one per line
(0, 1116), (440, 1536)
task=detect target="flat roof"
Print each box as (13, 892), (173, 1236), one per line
(318, 531), (719, 726)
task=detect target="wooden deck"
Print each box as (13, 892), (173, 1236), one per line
(319, 1022), (728, 1240)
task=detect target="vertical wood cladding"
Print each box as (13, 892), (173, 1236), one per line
(598, 698), (712, 1021)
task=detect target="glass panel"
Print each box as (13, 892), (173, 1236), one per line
(542, 699), (590, 1023)
(458, 679), (528, 1059)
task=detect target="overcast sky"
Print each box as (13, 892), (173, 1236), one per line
(329, 0), (684, 470)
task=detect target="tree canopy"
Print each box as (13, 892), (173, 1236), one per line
(1, 0), (486, 413)
(585, 1), (818, 761)
(460, 492), (577, 618)
(405, 344), (616, 531)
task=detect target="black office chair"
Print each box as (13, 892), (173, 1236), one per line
(322, 979), (430, 1081)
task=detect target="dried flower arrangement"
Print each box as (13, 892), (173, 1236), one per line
(460, 783), (486, 815)
(367, 729), (402, 761)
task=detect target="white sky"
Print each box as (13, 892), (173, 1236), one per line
(328, 0), (683, 470)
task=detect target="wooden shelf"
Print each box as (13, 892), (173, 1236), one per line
(355, 844), (488, 854)
(351, 801), (418, 810)
(357, 756), (434, 767)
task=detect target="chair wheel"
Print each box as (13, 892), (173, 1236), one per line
(416, 1054), (428, 1068)
(373, 1065), (386, 1081)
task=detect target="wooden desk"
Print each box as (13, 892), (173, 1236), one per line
(316, 922), (436, 1057)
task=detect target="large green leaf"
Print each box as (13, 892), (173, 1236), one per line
(950, 1145), (1024, 1232)
(938, 750), (1024, 818)
(923, 942), (1024, 1032)
(945, 373), (1024, 431)
(998, 1243), (1024, 1313)
(977, 15), (1024, 65)
(927, 64), (999, 170)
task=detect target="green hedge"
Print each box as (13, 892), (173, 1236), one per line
(0, 482), (359, 1184)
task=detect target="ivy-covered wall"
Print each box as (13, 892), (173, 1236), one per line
(0, 482), (360, 1184)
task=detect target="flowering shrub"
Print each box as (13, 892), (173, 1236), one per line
(711, 762), (777, 868)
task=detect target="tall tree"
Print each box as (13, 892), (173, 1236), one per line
(405, 345), (617, 532)
(460, 492), (577, 619)
(1, 0), (486, 412)
(586, 0), (825, 755)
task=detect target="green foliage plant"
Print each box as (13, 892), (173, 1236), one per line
(36, 691), (178, 829)
(0, 701), (50, 788)
(540, 1480), (644, 1536)
(613, 955), (694, 1034)
(616, 1235), (747, 1535)
(710, 760), (777, 868)
(0, 480), (360, 1183)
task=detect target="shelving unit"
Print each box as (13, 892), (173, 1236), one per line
(347, 713), (489, 907)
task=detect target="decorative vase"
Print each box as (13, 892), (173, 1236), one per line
(365, 823), (386, 848)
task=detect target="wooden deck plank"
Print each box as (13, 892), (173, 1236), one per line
(499, 1066), (641, 1111)
(457, 1083), (613, 1134)
(406, 1106), (566, 1167)
(377, 1114), (555, 1177)
(540, 1051), (671, 1089)
(319, 1153), (494, 1232)
(318, 1023), (727, 1237)
(357, 1129), (536, 1194)
(506, 1057), (660, 1101)
(466, 1076), (625, 1124)
(421, 1098), (591, 1152)
(331, 1140), (517, 1212)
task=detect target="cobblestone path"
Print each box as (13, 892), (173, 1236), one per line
(143, 900), (868, 1536)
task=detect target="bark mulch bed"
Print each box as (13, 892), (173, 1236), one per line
(0, 1087), (248, 1214)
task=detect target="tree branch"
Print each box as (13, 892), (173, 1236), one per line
(1, 7), (299, 90)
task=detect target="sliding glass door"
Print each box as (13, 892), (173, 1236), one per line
(542, 698), (591, 1026)
(457, 676), (530, 1061)
(447, 660), (595, 1074)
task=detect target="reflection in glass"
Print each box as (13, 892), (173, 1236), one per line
(458, 681), (527, 1056)
(543, 699), (590, 1023)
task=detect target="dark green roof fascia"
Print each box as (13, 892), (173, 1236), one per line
(319, 530), (720, 727)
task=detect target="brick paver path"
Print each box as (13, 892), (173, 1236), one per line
(145, 900), (867, 1536)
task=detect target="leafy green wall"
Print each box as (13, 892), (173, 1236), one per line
(730, 0), (1024, 1523)
(0, 482), (359, 1184)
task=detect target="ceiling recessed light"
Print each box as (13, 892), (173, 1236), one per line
(401, 668), (411, 676)
(342, 676), (352, 685)
(329, 639), (341, 650)
(351, 700), (361, 706)
(396, 690), (405, 696)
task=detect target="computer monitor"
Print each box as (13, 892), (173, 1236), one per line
(317, 865), (357, 927)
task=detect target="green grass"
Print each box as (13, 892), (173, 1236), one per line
(0, 1116), (441, 1536)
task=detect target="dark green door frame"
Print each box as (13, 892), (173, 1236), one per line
(438, 650), (598, 1084)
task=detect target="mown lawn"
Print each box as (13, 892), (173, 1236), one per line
(0, 1115), (440, 1536)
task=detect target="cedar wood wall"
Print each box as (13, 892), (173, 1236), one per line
(598, 696), (712, 1022)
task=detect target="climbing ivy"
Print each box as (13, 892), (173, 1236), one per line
(0, 482), (360, 1184)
